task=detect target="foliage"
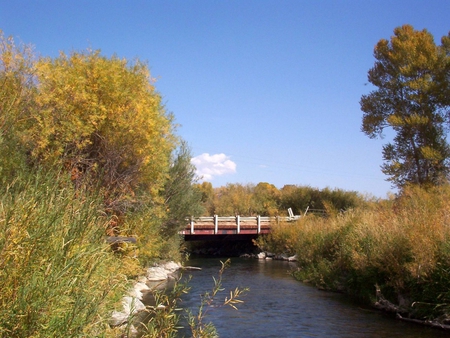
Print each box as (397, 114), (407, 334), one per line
(361, 25), (450, 189)
(212, 183), (256, 216)
(0, 170), (128, 337)
(200, 182), (365, 217)
(252, 182), (280, 216)
(195, 182), (215, 215)
(139, 278), (190, 338)
(260, 184), (450, 321)
(162, 141), (204, 238)
(0, 31), (210, 337)
(0, 30), (34, 185)
(26, 49), (176, 217)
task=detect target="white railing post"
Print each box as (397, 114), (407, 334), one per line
(257, 215), (261, 234)
(190, 216), (195, 234)
(236, 215), (240, 234)
(214, 214), (218, 234)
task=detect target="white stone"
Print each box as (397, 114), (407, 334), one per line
(146, 266), (169, 281)
(257, 252), (266, 259)
(161, 261), (181, 272)
(288, 254), (297, 262)
(146, 261), (182, 281)
(122, 296), (146, 314)
(110, 310), (129, 327)
(130, 281), (150, 300)
(109, 297), (145, 327)
(110, 261), (182, 330)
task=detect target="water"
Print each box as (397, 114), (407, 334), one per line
(178, 257), (448, 338)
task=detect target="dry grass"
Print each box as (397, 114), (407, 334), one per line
(0, 171), (129, 337)
(259, 185), (450, 319)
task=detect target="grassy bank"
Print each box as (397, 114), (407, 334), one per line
(0, 169), (186, 337)
(257, 185), (450, 323)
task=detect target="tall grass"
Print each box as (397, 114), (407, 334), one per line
(258, 185), (450, 320)
(0, 170), (128, 337)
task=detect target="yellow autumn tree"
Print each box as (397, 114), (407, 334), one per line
(26, 50), (176, 218)
(0, 30), (35, 182)
(252, 182), (280, 216)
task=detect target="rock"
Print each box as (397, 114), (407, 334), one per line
(288, 254), (297, 262)
(123, 296), (146, 314)
(160, 261), (181, 272)
(146, 266), (170, 281)
(110, 310), (129, 327)
(257, 252), (266, 259)
(146, 262), (182, 281)
(130, 281), (151, 300)
(110, 296), (145, 327)
(110, 260), (182, 333)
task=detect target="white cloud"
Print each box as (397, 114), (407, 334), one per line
(191, 153), (237, 181)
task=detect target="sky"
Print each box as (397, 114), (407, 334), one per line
(2, 1), (449, 198)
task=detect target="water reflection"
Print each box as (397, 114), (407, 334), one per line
(179, 257), (448, 338)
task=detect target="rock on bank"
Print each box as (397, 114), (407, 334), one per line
(110, 261), (182, 331)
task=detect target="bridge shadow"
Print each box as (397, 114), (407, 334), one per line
(184, 234), (262, 257)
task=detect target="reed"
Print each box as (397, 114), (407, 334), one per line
(0, 170), (128, 337)
(259, 185), (450, 320)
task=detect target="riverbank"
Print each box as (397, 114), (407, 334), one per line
(110, 261), (182, 337)
(180, 257), (448, 338)
(256, 185), (450, 329)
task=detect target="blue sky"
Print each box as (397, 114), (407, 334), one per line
(2, 1), (449, 197)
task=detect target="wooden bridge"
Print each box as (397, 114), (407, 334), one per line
(181, 209), (301, 240)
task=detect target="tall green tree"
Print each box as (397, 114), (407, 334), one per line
(161, 141), (204, 237)
(361, 25), (450, 189)
(194, 181), (215, 215)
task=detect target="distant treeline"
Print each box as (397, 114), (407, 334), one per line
(257, 185), (450, 325)
(194, 182), (369, 217)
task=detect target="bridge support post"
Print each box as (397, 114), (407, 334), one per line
(257, 215), (261, 234)
(236, 215), (240, 234)
(190, 216), (195, 234)
(214, 214), (218, 234)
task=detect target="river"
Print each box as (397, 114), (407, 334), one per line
(177, 257), (448, 338)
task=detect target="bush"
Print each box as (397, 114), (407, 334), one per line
(0, 170), (128, 337)
(261, 185), (450, 320)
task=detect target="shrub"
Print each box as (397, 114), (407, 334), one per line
(0, 170), (127, 337)
(261, 185), (450, 320)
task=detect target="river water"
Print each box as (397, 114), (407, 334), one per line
(177, 257), (448, 338)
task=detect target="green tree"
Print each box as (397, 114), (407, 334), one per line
(194, 181), (215, 215)
(213, 183), (254, 216)
(279, 185), (313, 214)
(161, 141), (204, 237)
(361, 25), (450, 189)
(252, 182), (280, 216)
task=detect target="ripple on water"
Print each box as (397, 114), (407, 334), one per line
(179, 258), (448, 338)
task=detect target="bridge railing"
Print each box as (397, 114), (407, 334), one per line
(184, 214), (300, 235)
